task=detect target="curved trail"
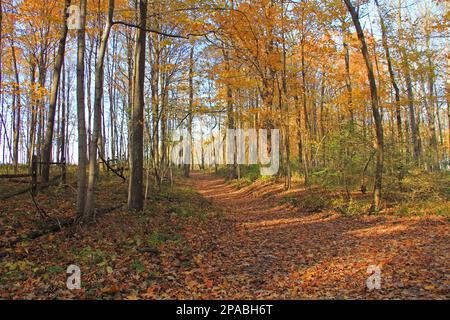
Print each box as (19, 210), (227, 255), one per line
(187, 172), (449, 299)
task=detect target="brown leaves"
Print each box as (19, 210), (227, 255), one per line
(0, 173), (448, 299)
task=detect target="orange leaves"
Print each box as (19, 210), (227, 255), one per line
(0, 81), (48, 104)
(101, 284), (120, 294)
(205, 279), (214, 289)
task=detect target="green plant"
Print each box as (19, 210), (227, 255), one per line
(132, 260), (145, 274)
(332, 197), (370, 215)
(147, 230), (168, 248)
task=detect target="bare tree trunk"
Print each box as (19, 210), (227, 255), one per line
(126, 26), (134, 162)
(342, 21), (354, 123)
(37, 60), (47, 167)
(76, 0), (88, 218)
(294, 95), (303, 166)
(128, 0), (147, 212)
(66, 69), (71, 162)
(344, 0), (384, 210)
(447, 91), (450, 165)
(447, 27), (450, 161)
(107, 33), (118, 161)
(84, 0), (115, 218)
(11, 40), (21, 172)
(184, 43), (195, 177)
(424, 15), (439, 170)
(281, 1), (291, 190)
(28, 64), (37, 165)
(150, 25), (160, 178)
(60, 62), (66, 164)
(397, 0), (420, 163)
(41, 0), (71, 182)
(160, 78), (169, 183)
(375, 0), (402, 143)
(301, 34), (310, 185)
(223, 49), (237, 179)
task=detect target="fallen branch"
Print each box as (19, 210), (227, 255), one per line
(98, 154), (126, 181)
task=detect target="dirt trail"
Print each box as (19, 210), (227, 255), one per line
(187, 172), (449, 299)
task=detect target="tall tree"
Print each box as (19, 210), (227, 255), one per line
(128, 0), (148, 212)
(76, 0), (88, 218)
(184, 42), (195, 178)
(344, 0), (384, 210)
(84, 0), (115, 218)
(375, 0), (402, 143)
(41, 0), (71, 182)
(397, 0), (420, 162)
(10, 38), (21, 172)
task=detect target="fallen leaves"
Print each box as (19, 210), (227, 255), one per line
(0, 173), (448, 299)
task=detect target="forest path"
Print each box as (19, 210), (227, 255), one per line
(186, 172), (449, 299)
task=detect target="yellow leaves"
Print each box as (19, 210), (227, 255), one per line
(159, 39), (173, 48)
(247, 108), (260, 115)
(301, 268), (317, 283)
(186, 279), (199, 290)
(195, 106), (210, 114)
(160, 63), (176, 73)
(189, 18), (206, 34)
(193, 253), (203, 265)
(4, 260), (31, 272)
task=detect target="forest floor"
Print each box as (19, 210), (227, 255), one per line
(0, 171), (448, 299)
(188, 173), (449, 299)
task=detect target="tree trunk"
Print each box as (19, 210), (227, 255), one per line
(281, 3), (291, 189)
(344, 0), (384, 210)
(41, 0), (71, 182)
(184, 43), (195, 177)
(223, 49), (237, 179)
(397, 0), (420, 163)
(60, 62), (66, 183)
(84, 0), (115, 218)
(150, 26), (160, 178)
(424, 16), (439, 170)
(28, 64), (37, 165)
(76, 0), (88, 218)
(11, 40), (21, 172)
(128, 0), (147, 212)
(342, 21), (354, 123)
(375, 0), (402, 144)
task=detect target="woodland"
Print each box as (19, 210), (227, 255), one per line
(0, 0), (448, 299)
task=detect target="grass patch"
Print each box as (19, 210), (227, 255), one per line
(280, 190), (332, 213)
(147, 230), (169, 248)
